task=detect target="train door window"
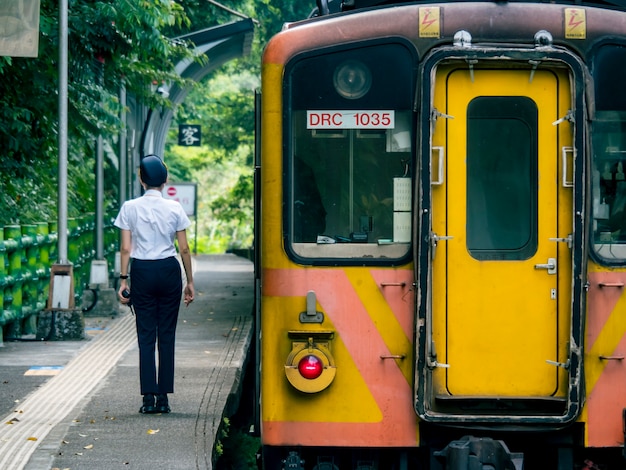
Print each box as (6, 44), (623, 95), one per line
(466, 96), (538, 260)
(285, 42), (416, 263)
(591, 44), (626, 262)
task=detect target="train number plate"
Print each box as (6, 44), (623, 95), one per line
(307, 110), (395, 129)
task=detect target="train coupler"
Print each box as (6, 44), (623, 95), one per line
(434, 435), (524, 470)
(283, 451), (305, 470)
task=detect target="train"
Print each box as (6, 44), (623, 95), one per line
(254, 0), (626, 468)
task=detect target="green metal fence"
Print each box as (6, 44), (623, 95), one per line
(0, 214), (118, 345)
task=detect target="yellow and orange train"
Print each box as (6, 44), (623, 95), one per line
(255, 0), (626, 468)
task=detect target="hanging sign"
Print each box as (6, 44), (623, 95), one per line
(178, 124), (201, 146)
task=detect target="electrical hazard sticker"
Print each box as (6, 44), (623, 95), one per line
(565, 8), (586, 39)
(419, 7), (440, 38)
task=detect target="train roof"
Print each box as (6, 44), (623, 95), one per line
(313, 0), (626, 15)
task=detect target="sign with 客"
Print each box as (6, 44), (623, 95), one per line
(178, 124), (201, 146)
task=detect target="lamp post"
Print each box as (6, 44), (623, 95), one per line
(58, 0), (68, 266)
(47, 0), (76, 312)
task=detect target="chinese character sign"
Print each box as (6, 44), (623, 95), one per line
(178, 124), (201, 147)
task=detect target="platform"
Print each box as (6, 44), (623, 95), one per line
(0, 254), (254, 470)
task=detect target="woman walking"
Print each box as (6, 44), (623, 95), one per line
(114, 154), (194, 414)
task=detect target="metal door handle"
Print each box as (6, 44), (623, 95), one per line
(534, 258), (557, 274)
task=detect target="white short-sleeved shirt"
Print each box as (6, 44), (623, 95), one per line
(114, 189), (191, 260)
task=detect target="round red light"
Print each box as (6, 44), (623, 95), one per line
(297, 354), (324, 380)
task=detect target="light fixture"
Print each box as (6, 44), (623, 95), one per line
(333, 59), (372, 99)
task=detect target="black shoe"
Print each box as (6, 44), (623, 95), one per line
(139, 394), (157, 414)
(156, 394), (170, 413)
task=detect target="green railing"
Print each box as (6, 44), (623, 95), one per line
(0, 213), (118, 345)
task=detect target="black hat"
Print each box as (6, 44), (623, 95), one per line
(140, 155), (168, 187)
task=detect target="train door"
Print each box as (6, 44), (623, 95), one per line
(423, 64), (576, 414)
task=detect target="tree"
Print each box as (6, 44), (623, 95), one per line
(0, 0), (314, 253)
(0, 0), (194, 224)
(163, 0), (313, 252)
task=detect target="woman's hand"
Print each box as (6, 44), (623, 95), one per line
(184, 282), (194, 307)
(118, 282), (131, 304)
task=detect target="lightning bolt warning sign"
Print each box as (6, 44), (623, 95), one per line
(419, 7), (440, 38)
(565, 8), (586, 39)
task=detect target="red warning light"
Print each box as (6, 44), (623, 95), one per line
(298, 354), (324, 380)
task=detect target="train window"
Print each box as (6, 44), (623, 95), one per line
(466, 96), (538, 260)
(285, 43), (415, 262)
(591, 44), (626, 261)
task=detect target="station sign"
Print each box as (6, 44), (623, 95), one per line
(162, 182), (197, 217)
(307, 110), (395, 129)
(178, 124), (201, 146)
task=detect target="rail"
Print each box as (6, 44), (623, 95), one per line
(0, 214), (118, 345)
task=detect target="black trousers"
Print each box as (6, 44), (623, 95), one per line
(130, 257), (182, 395)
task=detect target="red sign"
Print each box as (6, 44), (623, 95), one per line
(162, 183), (197, 216)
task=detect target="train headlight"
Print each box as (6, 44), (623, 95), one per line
(333, 59), (372, 99)
(285, 336), (336, 393)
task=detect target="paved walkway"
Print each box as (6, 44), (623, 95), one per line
(0, 254), (254, 470)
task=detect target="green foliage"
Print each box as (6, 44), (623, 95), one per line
(0, 0), (194, 225)
(0, 0), (314, 252)
(216, 417), (260, 470)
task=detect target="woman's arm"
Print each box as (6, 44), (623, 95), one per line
(118, 229), (132, 302)
(176, 230), (195, 306)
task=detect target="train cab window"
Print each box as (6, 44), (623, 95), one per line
(591, 44), (626, 262)
(284, 43), (416, 263)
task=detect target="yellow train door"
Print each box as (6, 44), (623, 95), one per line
(431, 68), (573, 398)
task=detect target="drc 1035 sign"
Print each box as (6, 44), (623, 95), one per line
(307, 110), (395, 129)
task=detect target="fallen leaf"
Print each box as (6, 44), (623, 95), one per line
(27, 436), (38, 441)
(147, 429), (160, 434)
